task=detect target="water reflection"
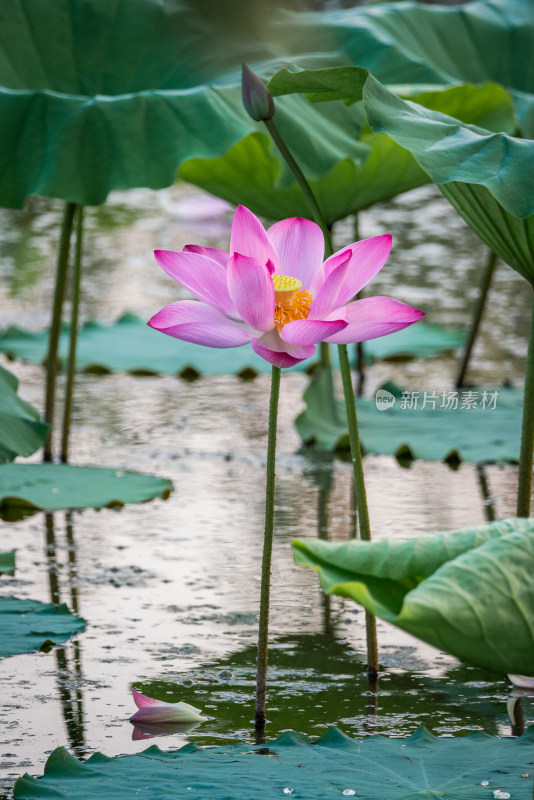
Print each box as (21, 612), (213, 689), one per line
(43, 513), (86, 759)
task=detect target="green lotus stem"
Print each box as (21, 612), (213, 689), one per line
(255, 364), (281, 731)
(45, 512), (61, 604)
(517, 296), (534, 517)
(476, 464), (495, 522)
(61, 205), (83, 464)
(264, 114), (379, 678)
(317, 456), (334, 636)
(353, 215), (366, 397)
(455, 249), (498, 389)
(338, 343), (379, 678)
(43, 202), (76, 462)
(264, 119), (331, 247)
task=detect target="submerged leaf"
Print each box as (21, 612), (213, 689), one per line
(0, 464), (172, 518)
(13, 725), (534, 800)
(296, 370), (521, 463)
(0, 364), (48, 463)
(0, 596), (85, 658)
(293, 517), (534, 674)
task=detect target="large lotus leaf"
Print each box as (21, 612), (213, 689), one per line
(293, 518), (534, 674)
(0, 363), (49, 463)
(269, 66), (534, 282)
(275, 0), (534, 135)
(0, 464), (172, 518)
(181, 82), (513, 223)
(0, 315), (463, 376)
(0, 0), (366, 208)
(0, 596), (86, 658)
(0, 551), (15, 574)
(13, 726), (534, 800)
(296, 371), (521, 462)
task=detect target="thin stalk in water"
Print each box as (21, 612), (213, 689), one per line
(455, 249), (498, 389)
(338, 343), (379, 678)
(263, 112), (379, 679)
(255, 364), (281, 734)
(44, 202), (76, 461)
(61, 205), (83, 463)
(517, 293), (534, 517)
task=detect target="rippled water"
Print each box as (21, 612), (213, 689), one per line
(0, 183), (532, 796)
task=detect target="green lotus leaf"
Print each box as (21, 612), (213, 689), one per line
(0, 0), (365, 208)
(274, 0), (534, 134)
(0, 596), (86, 658)
(269, 64), (534, 282)
(0, 550), (15, 574)
(293, 517), (534, 675)
(13, 725), (534, 800)
(0, 315), (463, 376)
(182, 81), (513, 223)
(0, 363), (49, 463)
(296, 371), (520, 463)
(0, 464), (172, 519)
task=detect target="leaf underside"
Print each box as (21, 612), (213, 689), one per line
(293, 517), (534, 674)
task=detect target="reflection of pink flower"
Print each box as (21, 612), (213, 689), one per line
(149, 206), (424, 368)
(129, 689), (207, 724)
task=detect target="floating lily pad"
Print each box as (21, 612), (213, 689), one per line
(13, 726), (534, 800)
(0, 550), (15, 574)
(296, 371), (521, 463)
(0, 596), (86, 658)
(0, 364), (48, 463)
(0, 315), (463, 377)
(293, 517), (534, 675)
(0, 464), (172, 519)
(362, 322), (464, 363)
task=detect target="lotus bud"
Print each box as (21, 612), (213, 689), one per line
(241, 63), (274, 121)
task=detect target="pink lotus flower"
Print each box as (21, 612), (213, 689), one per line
(129, 689), (207, 724)
(149, 206), (424, 368)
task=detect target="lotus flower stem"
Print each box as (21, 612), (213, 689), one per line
(43, 202), (76, 462)
(255, 364), (281, 730)
(455, 249), (498, 389)
(517, 297), (534, 517)
(353, 214), (366, 397)
(61, 205), (84, 463)
(264, 112), (379, 679)
(476, 464), (495, 522)
(338, 343), (379, 678)
(264, 119), (331, 248)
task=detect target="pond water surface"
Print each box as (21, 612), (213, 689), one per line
(0, 183), (532, 797)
